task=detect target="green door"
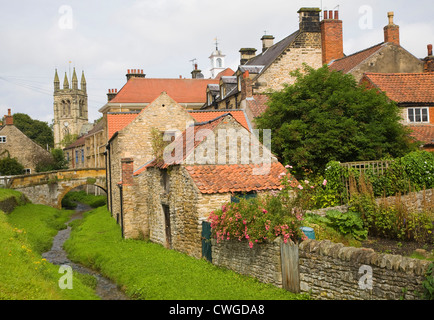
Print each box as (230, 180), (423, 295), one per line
(201, 221), (212, 262)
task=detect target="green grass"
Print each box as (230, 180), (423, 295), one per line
(64, 206), (311, 300)
(0, 198), (99, 300)
(0, 188), (24, 203)
(61, 190), (107, 209)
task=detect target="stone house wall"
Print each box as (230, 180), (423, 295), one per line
(107, 92), (194, 222)
(0, 125), (52, 174)
(255, 32), (322, 93)
(350, 45), (424, 83)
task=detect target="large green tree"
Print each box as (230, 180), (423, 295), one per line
(255, 65), (416, 176)
(12, 113), (54, 149)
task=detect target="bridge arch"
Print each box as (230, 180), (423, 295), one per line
(8, 168), (107, 209)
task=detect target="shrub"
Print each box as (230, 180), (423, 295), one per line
(208, 166), (307, 248)
(325, 210), (368, 241)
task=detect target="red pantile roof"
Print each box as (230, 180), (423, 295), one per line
(329, 43), (385, 74)
(361, 72), (434, 104)
(188, 110), (251, 131)
(185, 163), (286, 194)
(107, 112), (140, 140)
(215, 68), (235, 79)
(109, 77), (219, 104)
(408, 125), (434, 145)
(246, 94), (270, 118)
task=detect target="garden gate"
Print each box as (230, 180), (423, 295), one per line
(201, 221), (212, 262)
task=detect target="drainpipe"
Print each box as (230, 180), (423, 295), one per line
(106, 144), (113, 214)
(118, 184), (124, 238)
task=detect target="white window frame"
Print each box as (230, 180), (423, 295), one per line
(0, 136), (6, 143)
(408, 107), (429, 123)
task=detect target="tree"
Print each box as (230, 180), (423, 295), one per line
(254, 65), (416, 176)
(12, 113), (54, 149)
(0, 157), (24, 175)
(35, 149), (68, 172)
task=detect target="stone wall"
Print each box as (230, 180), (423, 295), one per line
(299, 239), (431, 300)
(211, 238), (283, 287)
(255, 32), (322, 94)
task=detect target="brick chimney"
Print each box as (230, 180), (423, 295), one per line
(298, 8), (321, 33)
(239, 48), (257, 65)
(121, 158), (134, 186)
(240, 71), (253, 99)
(261, 35), (275, 52)
(424, 44), (434, 73)
(384, 12), (400, 46)
(4, 109), (13, 125)
(126, 69), (146, 81)
(321, 10), (344, 65)
(107, 89), (118, 102)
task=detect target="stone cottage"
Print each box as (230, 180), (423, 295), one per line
(106, 92), (196, 221)
(117, 113), (287, 259)
(360, 49), (434, 151)
(0, 109), (52, 174)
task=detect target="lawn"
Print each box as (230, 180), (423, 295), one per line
(64, 206), (311, 300)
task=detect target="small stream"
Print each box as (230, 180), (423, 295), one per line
(42, 202), (129, 300)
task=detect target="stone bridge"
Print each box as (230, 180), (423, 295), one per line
(6, 168), (106, 209)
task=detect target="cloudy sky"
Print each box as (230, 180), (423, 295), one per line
(0, 0), (433, 124)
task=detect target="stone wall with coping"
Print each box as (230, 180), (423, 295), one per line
(299, 239), (431, 300)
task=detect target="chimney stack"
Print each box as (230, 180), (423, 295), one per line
(107, 89), (118, 102)
(126, 69), (146, 81)
(261, 35), (275, 52)
(4, 109), (13, 125)
(424, 44), (434, 73)
(384, 12), (400, 46)
(321, 9), (344, 65)
(191, 63), (204, 79)
(239, 48), (257, 65)
(298, 8), (321, 33)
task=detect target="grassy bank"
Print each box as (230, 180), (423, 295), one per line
(0, 189), (99, 300)
(64, 206), (310, 300)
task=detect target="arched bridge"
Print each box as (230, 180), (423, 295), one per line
(7, 168), (106, 209)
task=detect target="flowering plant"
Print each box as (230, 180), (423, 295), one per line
(208, 165), (308, 248)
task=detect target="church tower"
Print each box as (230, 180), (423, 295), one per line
(209, 39), (226, 78)
(53, 68), (89, 148)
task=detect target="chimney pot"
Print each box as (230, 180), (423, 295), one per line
(328, 11), (333, 19)
(388, 12), (394, 25)
(428, 44), (433, 56)
(334, 10), (339, 20)
(323, 10), (328, 20)
(8, 109), (11, 116)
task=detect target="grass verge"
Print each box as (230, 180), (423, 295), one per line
(0, 198), (99, 300)
(64, 206), (311, 300)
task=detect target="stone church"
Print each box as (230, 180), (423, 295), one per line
(53, 68), (91, 149)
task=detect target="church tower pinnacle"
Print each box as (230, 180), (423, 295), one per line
(53, 68), (89, 149)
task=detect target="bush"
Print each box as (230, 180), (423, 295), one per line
(325, 210), (368, 241)
(208, 167), (308, 248)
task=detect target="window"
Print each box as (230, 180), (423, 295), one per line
(0, 136), (6, 143)
(408, 108), (429, 123)
(231, 192), (257, 203)
(81, 149), (84, 163)
(23, 168), (31, 175)
(75, 150), (79, 164)
(216, 58), (222, 68)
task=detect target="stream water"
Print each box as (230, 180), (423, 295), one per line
(42, 202), (129, 300)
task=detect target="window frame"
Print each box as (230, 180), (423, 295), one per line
(408, 107), (429, 123)
(0, 136), (6, 143)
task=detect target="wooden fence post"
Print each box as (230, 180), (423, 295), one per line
(281, 241), (300, 293)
